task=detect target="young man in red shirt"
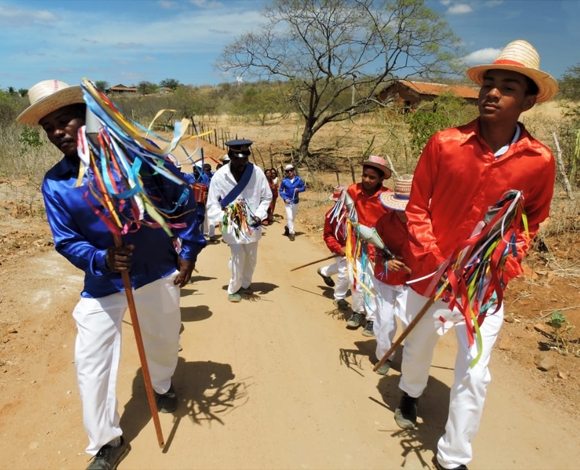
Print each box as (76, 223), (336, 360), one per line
(345, 156), (392, 337)
(393, 40), (557, 470)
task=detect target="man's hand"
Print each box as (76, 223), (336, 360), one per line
(284, 199), (290, 204)
(174, 256), (195, 287)
(336, 249), (346, 257)
(105, 245), (134, 272)
(386, 259), (405, 272)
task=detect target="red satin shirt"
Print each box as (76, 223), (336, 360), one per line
(373, 210), (410, 286)
(406, 118), (555, 296)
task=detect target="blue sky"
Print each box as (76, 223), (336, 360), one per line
(0, 0), (577, 91)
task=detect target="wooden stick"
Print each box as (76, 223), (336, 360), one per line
(114, 235), (165, 448)
(552, 132), (574, 200)
(290, 254), (337, 272)
(373, 296), (435, 371)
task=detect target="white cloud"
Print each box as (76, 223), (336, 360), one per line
(158, 1), (179, 8)
(0, 5), (60, 25)
(440, 0), (452, 5)
(189, 0), (225, 8)
(447, 4), (473, 14)
(463, 47), (502, 65)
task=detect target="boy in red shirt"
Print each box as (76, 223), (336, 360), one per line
(394, 40), (557, 470)
(317, 186), (349, 309)
(371, 175), (413, 375)
(345, 156), (392, 337)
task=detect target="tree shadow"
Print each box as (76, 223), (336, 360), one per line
(119, 358), (250, 452)
(375, 363), (450, 468)
(338, 339), (376, 376)
(181, 305), (212, 322)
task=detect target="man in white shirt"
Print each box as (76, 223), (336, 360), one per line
(206, 140), (272, 302)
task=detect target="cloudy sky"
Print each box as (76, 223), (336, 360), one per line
(0, 0), (577, 90)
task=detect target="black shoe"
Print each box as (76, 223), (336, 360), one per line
(432, 456), (468, 470)
(346, 312), (365, 328)
(362, 320), (375, 337)
(289, 233), (295, 241)
(154, 384), (177, 413)
(317, 267), (335, 287)
(284, 226), (289, 236)
(394, 392), (418, 430)
(86, 436), (130, 470)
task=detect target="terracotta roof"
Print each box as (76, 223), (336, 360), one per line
(108, 84), (137, 91)
(399, 80), (478, 99)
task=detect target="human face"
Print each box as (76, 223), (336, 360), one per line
(285, 168), (295, 178)
(361, 166), (384, 195)
(230, 155), (249, 174)
(478, 70), (536, 124)
(39, 105), (85, 159)
(265, 169), (272, 179)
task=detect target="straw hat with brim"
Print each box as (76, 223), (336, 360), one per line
(16, 80), (85, 126)
(466, 40), (558, 103)
(360, 155), (391, 179)
(379, 175), (413, 211)
(329, 185), (347, 201)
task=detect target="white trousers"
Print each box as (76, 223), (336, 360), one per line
(73, 273), (181, 455)
(284, 203), (299, 234)
(399, 288), (503, 469)
(350, 259), (376, 321)
(228, 242), (259, 294)
(319, 256), (348, 300)
(203, 213), (215, 237)
(372, 278), (407, 361)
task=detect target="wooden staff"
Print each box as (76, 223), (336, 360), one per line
(113, 236), (165, 448)
(86, 109), (164, 448)
(290, 254), (337, 272)
(373, 296), (435, 372)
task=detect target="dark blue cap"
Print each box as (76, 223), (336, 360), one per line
(225, 139), (253, 158)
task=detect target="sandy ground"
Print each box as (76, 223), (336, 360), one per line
(1, 208), (580, 470)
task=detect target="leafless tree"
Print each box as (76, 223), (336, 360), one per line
(217, 0), (464, 161)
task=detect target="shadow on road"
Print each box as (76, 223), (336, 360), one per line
(120, 358), (250, 453)
(375, 362), (450, 469)
(181, 305), (212, 322)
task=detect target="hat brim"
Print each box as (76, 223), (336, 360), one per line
(466, 65), (558, 103)
(360, 161), (392, 179)
(16, 86), (85, 126)
(379, 191), (408, 211)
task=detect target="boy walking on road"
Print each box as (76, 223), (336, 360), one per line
(393, 40), (557, 470)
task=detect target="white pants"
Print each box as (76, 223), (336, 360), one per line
(284, 203), (299, 234)
(203, 213), (215, 237)
(73, 273), (181, 455)
(350, 259), (376, 321)
(228, 242), (259, 294)
(319, 256), (348, 300)
(399, 288), (503, 469)
(372, 278), (407, 361)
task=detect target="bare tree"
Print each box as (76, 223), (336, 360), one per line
(217, 0), (463, 160)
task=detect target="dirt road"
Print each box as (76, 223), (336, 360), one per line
(1, 215), (580, 470)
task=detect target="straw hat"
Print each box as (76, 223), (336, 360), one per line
(379, 174), (413, 211)
(360, 155), (391, 179)
(329, 185), (347, 201)
(16, 80), (84, 126)
(466, 40), (558, 103)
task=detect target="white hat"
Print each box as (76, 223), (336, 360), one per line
(16, 80), (85, 126)
(284, 164), (294, 171)
(221, 154), (231, 163)
(466, 40), (558, 103)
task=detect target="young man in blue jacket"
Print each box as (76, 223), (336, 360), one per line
(279, 164), (306, 241)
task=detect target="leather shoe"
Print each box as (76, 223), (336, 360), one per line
(86, 436), (130, 470)
(155, 384), (177, 413)
(431, 455), (468, 470)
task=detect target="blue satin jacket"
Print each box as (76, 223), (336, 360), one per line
(41, 156), (206, 298)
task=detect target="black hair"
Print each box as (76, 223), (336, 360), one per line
(524, 76), (539, 97)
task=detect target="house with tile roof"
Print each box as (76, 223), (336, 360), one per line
(378, 80), (479, 112)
